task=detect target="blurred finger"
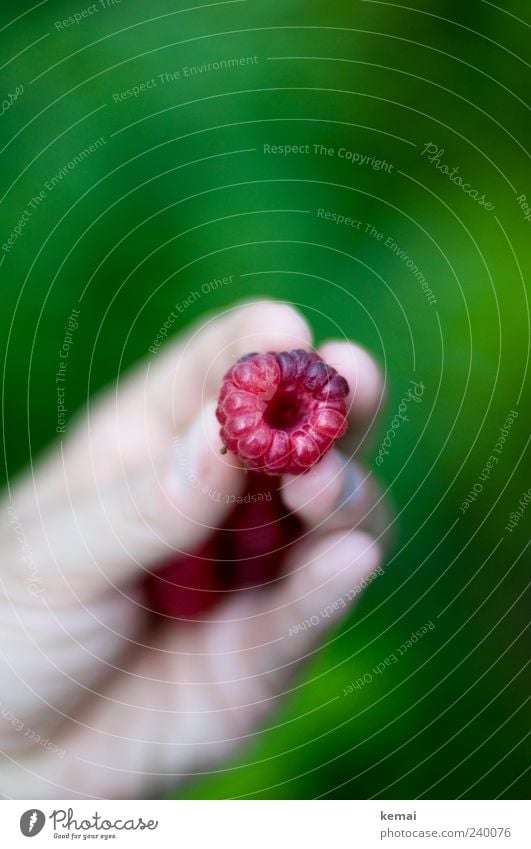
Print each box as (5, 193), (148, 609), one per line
(0, 529), (382, 799)
(4, 403), (244, 599)
(280, 448), (345, 525)
(203, 530), (382, 732)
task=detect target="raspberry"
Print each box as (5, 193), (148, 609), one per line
(147, 352), (348, 618)
(146, 539), (219, 618)
(216, 350), (349, 475)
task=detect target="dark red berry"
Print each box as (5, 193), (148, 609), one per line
(146, 473), (302, 618)
(145, 537), (220, 618)
(216, 350), (349, 475)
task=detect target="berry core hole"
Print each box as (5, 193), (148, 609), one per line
(264, 388), (308, 430)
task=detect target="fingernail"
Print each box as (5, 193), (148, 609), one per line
(339, 457), (365, 507)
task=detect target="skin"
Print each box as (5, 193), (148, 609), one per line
(0, 301), (387, 799)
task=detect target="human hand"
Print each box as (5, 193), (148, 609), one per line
(0, 301), (387, 799)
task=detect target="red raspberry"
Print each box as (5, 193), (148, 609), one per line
(147, 351), (348, 618)
(215, 472), (302, 590)
(146, 538), (219, 618)
(216, 350), (349, 475)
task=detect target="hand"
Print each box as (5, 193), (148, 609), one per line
(0, 301), (387, 799)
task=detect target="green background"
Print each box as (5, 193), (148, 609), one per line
(1, 0), (529, 798)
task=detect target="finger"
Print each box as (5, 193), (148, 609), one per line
(280, 448), (346, 525)
(281, 449), (388, 542)
(4, 403), (245, 600)
(318, 340), (384, 431)
(152, 300), (313, 430)
(11, 301), (313, 513)
(245, 528), (381, 650)
(0, 529), (382, 800)
(198, 529), (383, 736)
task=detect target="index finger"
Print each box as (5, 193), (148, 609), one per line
(151, 300), (313, 430)
(317, 340), (385, 430)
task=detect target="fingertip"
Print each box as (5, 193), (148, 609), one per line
(306, 529), (382, 589)
(319, 341), (385, 424)
(193, 301), (313, 403)
(200, 399), (246, 477)
(277, 529), (382, 637)
(280, 449), (345, 525)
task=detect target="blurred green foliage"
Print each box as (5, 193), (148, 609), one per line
(1, 0), (529, 798)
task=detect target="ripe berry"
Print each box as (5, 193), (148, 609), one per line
(147, 350), (349, 618)
(216, 350), (349, 475)
(216, 472), (302, 590)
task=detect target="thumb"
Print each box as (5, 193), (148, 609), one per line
(4, 402), (244, 601)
